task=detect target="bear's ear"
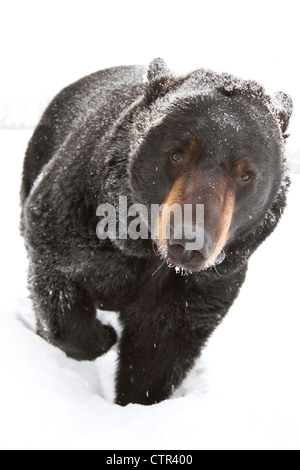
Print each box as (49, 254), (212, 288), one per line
(145, 58), (174, 104)
(271, 91), (293, 136)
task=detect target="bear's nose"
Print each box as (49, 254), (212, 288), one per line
(168, 225), (215, 269)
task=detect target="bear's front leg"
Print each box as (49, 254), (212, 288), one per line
(30, 263), (117, 361)
(116, 299), (221, 406)
(116, 266), (247, 406)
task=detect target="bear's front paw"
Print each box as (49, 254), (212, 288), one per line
(64, 320), (117, 362)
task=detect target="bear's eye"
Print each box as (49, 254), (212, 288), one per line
(170, 152), (182, 163)
(238, 173), (252, 184)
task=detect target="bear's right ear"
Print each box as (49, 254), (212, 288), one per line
(145, 58), (174, 104)
(272, 91), (293, 136)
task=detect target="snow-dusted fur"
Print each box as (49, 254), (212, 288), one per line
(21, 59), (292, 406)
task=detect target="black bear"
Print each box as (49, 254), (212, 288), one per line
(21, 59), (292, 406)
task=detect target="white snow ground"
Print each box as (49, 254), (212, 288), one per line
(0, 129), (299, 451)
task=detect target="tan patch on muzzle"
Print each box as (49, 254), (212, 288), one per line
(157, 176), (185, 250)
(205, 189), (234, 267)
(157, 174), (235, 271)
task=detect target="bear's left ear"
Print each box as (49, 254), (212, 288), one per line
(271, 91), (293, 136)
(145, 58), (174, 104)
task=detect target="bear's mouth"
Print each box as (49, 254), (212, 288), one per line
(158, 241), (226, 273)
(165, 242), (212, 272)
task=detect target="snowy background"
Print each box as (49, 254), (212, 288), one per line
(0, 0), (299, 450)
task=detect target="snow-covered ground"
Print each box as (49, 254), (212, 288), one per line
(0, 127), (299, 451)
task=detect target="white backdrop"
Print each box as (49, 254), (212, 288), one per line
(1, 0), (299, 130)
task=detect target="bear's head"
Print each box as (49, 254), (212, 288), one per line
(128, 59), (293, 274)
